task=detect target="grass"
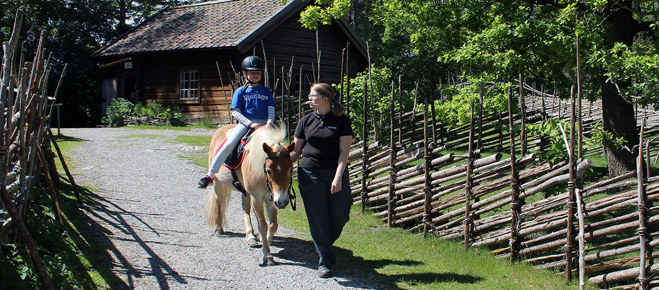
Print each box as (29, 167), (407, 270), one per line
(275, 201), (580, 289)
(1, 127), (587, 289)
(1, 135), (123, 289)
(176, 129), (582, 289)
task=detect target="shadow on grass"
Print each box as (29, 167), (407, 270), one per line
(273, 237), (483, 289)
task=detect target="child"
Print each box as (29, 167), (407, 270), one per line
(197, 56), (275, 188)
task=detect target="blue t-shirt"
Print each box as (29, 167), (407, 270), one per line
(230, 85), (275, 120)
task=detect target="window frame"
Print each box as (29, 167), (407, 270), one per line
(178, 69), (200, 103)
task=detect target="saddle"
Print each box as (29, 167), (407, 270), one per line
(217, 127), (254, 196)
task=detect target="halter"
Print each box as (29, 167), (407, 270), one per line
(264, 153), (297, 211)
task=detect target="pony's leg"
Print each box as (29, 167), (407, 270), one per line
(242, 194), (259, 247)
(264, 199), (279, 248)
(252, 198), (275, 266)
(206, 181), (229, 235)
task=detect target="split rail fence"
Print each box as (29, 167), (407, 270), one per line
(336, 85), (659, 288)
(0, 10), (78, 290)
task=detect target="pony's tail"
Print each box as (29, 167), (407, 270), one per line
(206, 182), (231, 232)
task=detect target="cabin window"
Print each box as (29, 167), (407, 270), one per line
(179, 70), (199, 100)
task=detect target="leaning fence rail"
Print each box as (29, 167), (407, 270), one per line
(339, 76), (659, 288)
(0, 10), (76, 290)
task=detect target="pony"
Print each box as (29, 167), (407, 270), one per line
(205, 124), (295, 266)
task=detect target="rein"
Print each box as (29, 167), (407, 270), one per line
(264, 153), (297, 211)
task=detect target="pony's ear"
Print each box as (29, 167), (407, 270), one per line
(262, 142), (274, 155)
(286, 142), (295, 153)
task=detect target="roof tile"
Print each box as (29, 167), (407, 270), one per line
(95, 0), (291, 57)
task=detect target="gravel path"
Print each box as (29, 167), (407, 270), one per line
(63, 127), (379, 289)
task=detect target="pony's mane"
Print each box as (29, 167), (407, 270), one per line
(243, 124), (288, 180)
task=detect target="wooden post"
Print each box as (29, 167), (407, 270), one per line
(36, 147), (64, 232)
(387, 80), (396, 228)
(576, 28), (583, 159)
(430, 88), (438, 148)
(422, 88), (431, 235)
(339, 48), (345, 102)
(637, 118), (649, 289)
(498, 110), (504, 151)
(508, 85), (521, 262)
(437, 80), (445, 146)
(345, 42), (351, 117)
(216, 61), (232, 124)
(361, 80), (368, 213)
(398, 75), (403, 147)
(541, 85), (546, 119)
(464, 100), (475, 247)
(298, 66), (303, 118)
(315, 30), (321, 82)
(566, 86), (577, 283)
(575, 185), (586, 290)
(48, 129), (81, 201)
(366, 42), (376, 141)
(518, 73), (526, 156)
(478, 82), (484, 149)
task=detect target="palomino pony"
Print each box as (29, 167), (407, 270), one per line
(205, 124), (295, 266)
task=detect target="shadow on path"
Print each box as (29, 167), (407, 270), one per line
(72, 186), (195, 289)
(273, 236), (483, 289)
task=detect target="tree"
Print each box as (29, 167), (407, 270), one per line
(0, 0), (193, 126)
(291, 0), (659, 176)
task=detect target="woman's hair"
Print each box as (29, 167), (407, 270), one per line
(311, 83), (345, 116)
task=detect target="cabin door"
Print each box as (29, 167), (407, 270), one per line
(101, 78), (117, 117)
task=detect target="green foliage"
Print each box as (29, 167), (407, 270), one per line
(434, 80), (510, 128)
(102, 98), (134, 127)
(344, 66), (417, 141)
(586, 122), (627, 150)
(526, 120), (627, 164)
(102, 98), (187, 127)
(526, 119), (571, 164)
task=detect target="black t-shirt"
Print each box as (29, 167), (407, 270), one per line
(295, 111), (353, 169)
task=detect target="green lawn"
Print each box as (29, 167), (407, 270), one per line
(179, 130), (582, 289)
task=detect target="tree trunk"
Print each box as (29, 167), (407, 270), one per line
(601, 0), (638, 176)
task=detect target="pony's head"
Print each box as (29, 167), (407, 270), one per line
(244, 125), (295, 209)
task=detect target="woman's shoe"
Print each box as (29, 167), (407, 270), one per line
(317, 265), (331, 278)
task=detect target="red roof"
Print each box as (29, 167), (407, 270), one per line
(95, 0), (301, 57)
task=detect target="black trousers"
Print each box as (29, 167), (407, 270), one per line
(298, 167), (352, 267)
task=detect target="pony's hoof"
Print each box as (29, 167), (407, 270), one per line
(247, 238), (261, 248)
(263, 257), (277, 266)
(214, 228), (224, 236)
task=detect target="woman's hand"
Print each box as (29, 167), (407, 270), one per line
(331, 176), (342, 194)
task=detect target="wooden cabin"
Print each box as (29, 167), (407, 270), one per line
(93, 0), (369, 123)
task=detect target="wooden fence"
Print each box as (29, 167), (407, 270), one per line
(0, 10), (77, 290)
(341, 83), (659, 288)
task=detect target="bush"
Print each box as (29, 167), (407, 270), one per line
(102, 99), (187, 127)
(102, 98), (133, 127)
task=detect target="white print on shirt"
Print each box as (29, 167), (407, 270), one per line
(243, 94), (270, 101)
(327, 126), (338, 130)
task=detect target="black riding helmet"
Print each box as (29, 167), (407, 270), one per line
(241, 56), (263, 71)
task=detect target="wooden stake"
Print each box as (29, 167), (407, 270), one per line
(508, 85), (521, 261)
(48, 128), (80, 201)
(0, 185), (53, 289)
(36, 147), (64, 232)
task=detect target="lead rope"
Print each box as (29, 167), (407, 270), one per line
(288, 174), (297, 211)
